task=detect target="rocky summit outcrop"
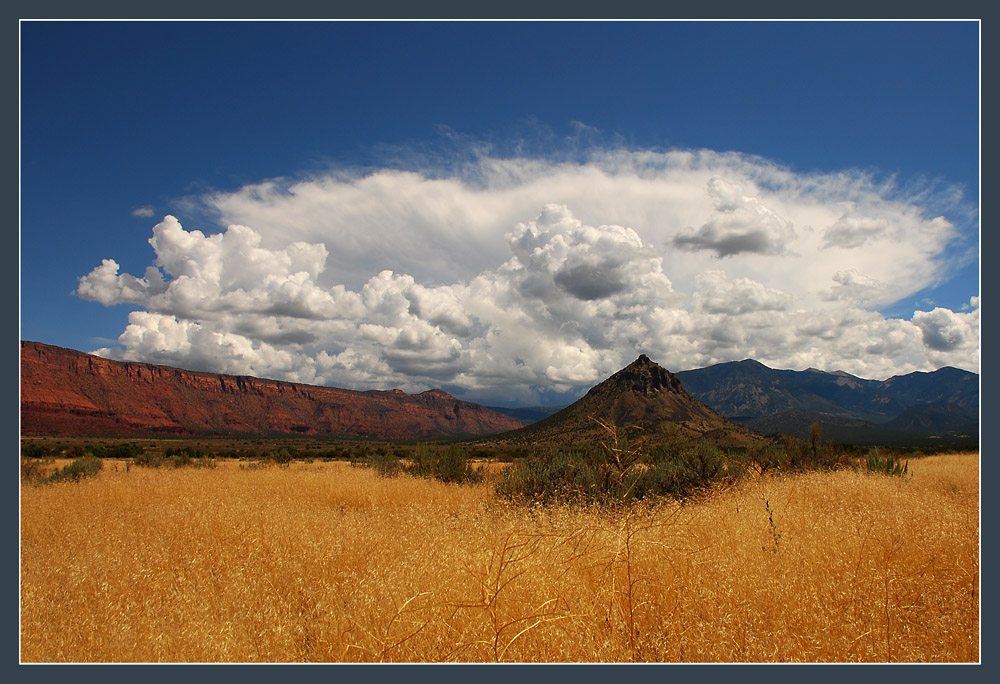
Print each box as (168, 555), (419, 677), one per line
(497, 354), (760, 447)
(19, 341), (524, 439)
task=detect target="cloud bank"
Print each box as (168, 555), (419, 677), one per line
(76, 148), (979, 404)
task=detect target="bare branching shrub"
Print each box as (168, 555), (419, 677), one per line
(448, 531), (569, 662)
(20, 457), (43, 483)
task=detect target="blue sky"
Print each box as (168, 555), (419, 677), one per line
(20, 20), (980, 404)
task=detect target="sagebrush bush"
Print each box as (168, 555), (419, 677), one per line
(266, 448), (294, 466)
(406, 444), (481, 484)
(132, 450), (165, 468)
(88, 443), (146, 460)
(21, 443), (55, 460)
(737, 442), (788, 475)
(495, 448), (605, 504)
(43, 456), (103, 484)
(497, 433), (733, 505)
(133, 446), (215, 469)
(367, 449), (402, 477)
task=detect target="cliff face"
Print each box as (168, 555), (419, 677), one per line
(19, 341), (524, 439)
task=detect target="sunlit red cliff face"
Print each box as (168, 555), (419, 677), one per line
(19, 341), (524, 439)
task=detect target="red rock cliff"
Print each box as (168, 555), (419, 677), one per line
(19, 341), (524, 439)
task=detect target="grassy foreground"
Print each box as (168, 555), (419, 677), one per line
(20, 453), (979, 663)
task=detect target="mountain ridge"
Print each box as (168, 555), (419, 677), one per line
(675, 359), (978, 445)
(20, 341), (977, 446)
(19, 341), (524, 439)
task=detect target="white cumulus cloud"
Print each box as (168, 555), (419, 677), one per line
(673, 176), (797, 257)
(77, 148), (978, 403)
(912, 304), (980, 353)
(694, 270), (792, 315)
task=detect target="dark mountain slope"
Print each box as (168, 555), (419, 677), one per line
(675, 360), (855, 419)
(882, 402), (978, 434)
(678, 361), (977, 421)
(678, 359), (978, 446)
(493, 355), (761, 447)
(879, 367), (979, 419)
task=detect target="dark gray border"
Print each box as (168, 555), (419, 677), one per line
(11, 2), (990, 683)
(7, 0), (997, 20)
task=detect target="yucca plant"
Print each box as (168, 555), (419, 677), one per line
(864, 448), (909, 477)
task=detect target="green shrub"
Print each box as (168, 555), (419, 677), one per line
(45, 456), (103, 484)
(166, 452), (215, 468)
(167, 451), (194, 467)
(641, 442), (728, 499)
(737, 442), (787, 476)
(132, 450), (165, 468)
(864, 448), (909, 477)
(133, 446), (214, 469)
(782, 433), (842, 471)
(497, 430), (736, 505)
(405, 444), (481, 484)
(265, 448), (294, 466)
(677, 443), (726, 486)
(495, 449), (604, 504)
(87, 442), (146, 460)
(658, 422), (692, 455)
(367, 450), (402, 477)
(21, 443), (55, 460)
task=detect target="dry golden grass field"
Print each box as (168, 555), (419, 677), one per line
(20, 452), (979, 663)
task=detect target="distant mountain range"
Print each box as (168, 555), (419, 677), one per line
(672, 360), (978, 447)
(20, 340), (978, 448)
(485, 405), (564, 424)
(495, 358), (978, 448)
